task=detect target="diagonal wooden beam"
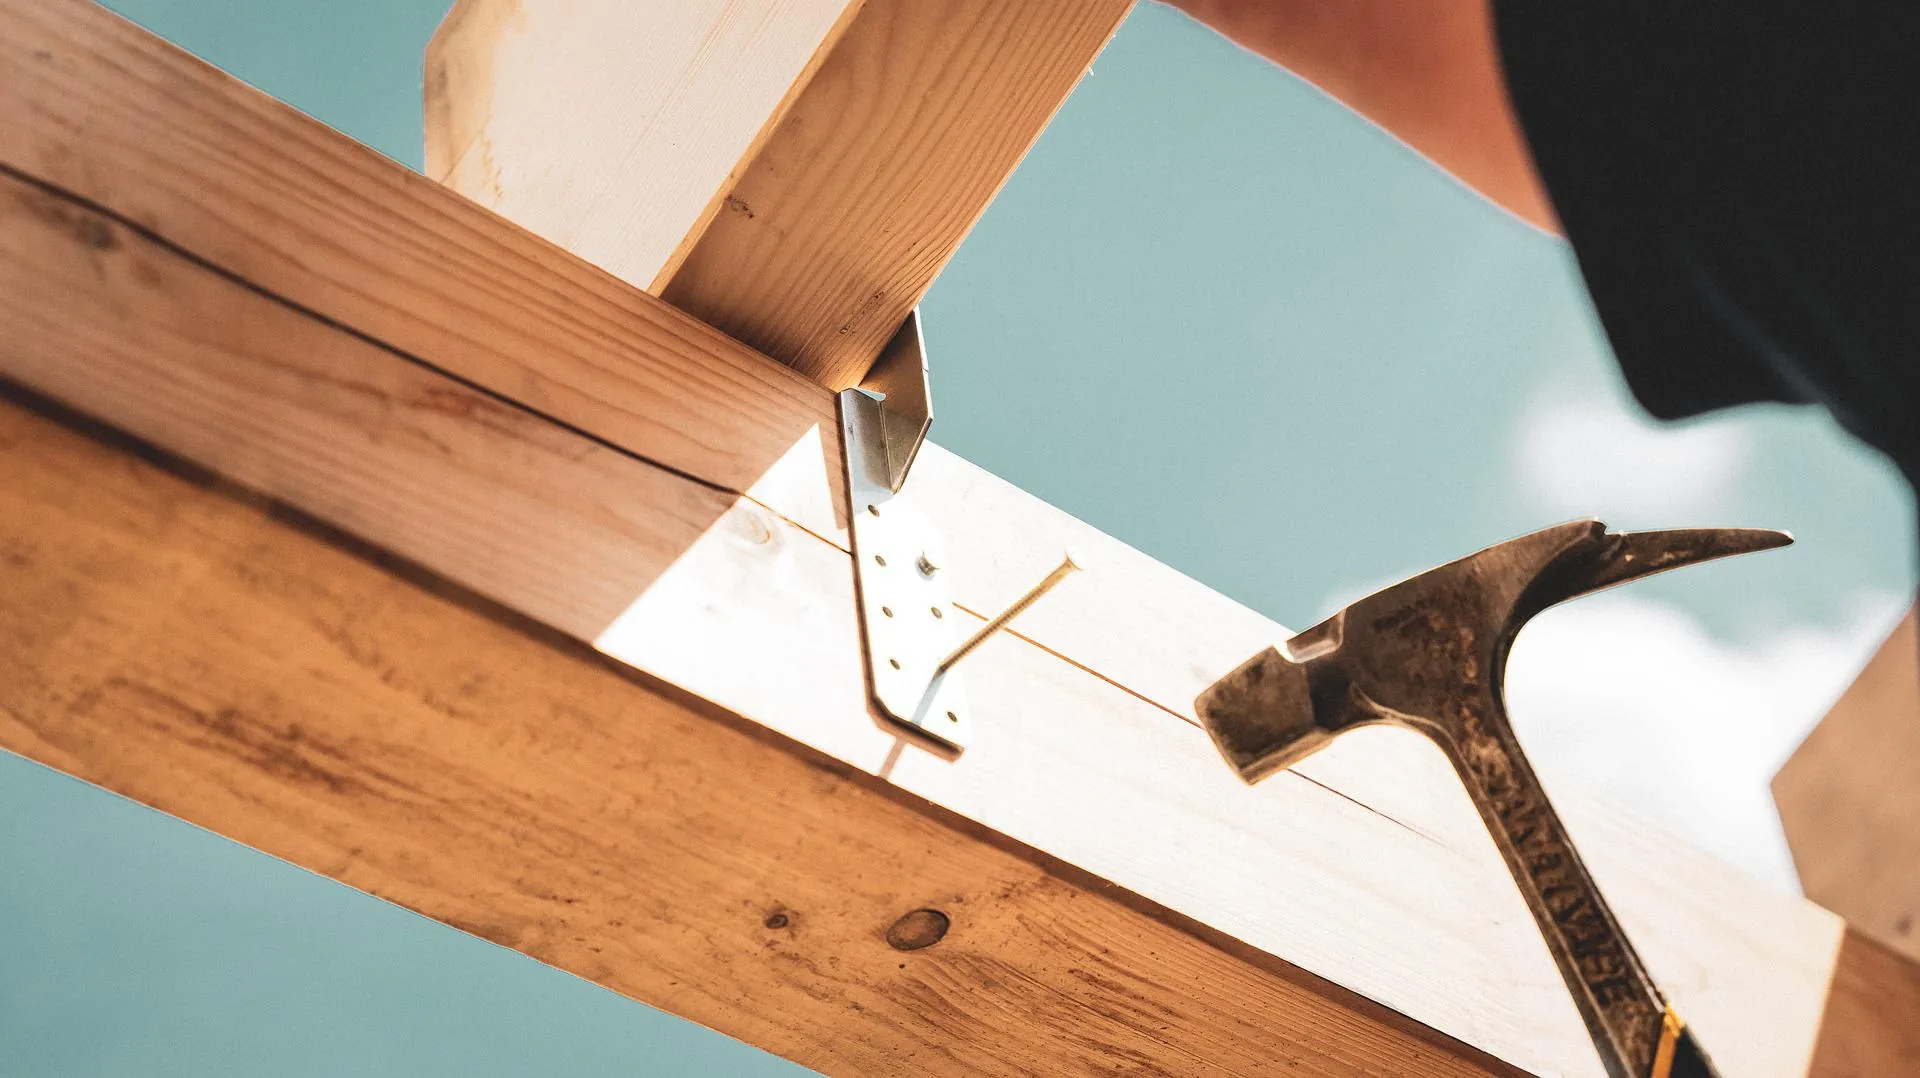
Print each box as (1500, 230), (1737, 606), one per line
(0, 391), (1505, 1077)
(425, 0), (1133, 388)
(2, 4), (1909, 1074)
(4, 0), (846, 539)
(4, 389), (1916, 1076)
(0, 149), (1587, 1069)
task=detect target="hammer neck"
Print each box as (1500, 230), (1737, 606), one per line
(1435, 701), (1683, 1078)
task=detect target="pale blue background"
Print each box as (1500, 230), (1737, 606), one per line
(4, 2), (1911, 1074)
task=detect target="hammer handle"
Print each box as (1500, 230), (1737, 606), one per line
(1440, 703), (1716, 1078)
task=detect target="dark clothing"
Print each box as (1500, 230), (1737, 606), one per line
(1493, 4), (1920, 489)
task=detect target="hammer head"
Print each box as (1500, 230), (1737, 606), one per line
(1197, 520), (1791, 783)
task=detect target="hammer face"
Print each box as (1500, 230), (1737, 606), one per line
(1195, 646), (1326, 783)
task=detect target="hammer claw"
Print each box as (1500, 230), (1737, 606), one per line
(1546, 526), (1794, 604)
(1197, 519), (1785, 1078)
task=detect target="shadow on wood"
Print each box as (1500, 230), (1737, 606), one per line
(0, 387), (1515, 1077)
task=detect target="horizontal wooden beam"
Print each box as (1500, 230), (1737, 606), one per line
(1, 4), (1901, 1074)
(425, 0), (1132, 387)
(0, 391), (1505, 1076)
(1775, 608), (1920, 964)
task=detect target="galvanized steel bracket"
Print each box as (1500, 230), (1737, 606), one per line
(839, 311), (972, 752)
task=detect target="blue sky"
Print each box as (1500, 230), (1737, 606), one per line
(931, 6), (1913, 889)
(5, 2), (1912, 1074)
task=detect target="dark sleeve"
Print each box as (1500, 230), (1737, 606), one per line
(1491, 3), (1920, 486)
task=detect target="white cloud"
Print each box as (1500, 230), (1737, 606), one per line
(1503, 592), (1904, 892)
(1515, 395), (1754, 520)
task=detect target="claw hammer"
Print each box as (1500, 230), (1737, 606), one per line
(1196, 519), (1793, 1078)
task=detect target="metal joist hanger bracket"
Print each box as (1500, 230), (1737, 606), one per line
(839, 311), (971, 751)
(839, 312), (1079, 754)
(859, 309), (931, 495)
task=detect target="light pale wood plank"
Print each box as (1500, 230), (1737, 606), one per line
(425, 0), (862, 289)
(1775, 609), (1920, 964)
(428, 0), (1133, 388)
(0, 148), (1852, 1077)
(0, 394), (1510, 1078)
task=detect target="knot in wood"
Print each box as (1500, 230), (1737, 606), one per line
(884, 908), (949, 951)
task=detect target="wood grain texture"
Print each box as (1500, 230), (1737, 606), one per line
(2, 0), (846, 541)
(425, 0), (863, 290)
(1806, 930), (1920, 1077)
(0, 153), (1849, 1078)
(0, 8), (1871, 1074)
(1775, 609), (1920, 964)
(0, 396), (1510, 1078)
(0, 0), (1272, 733)
(659, 0), (1133, 387)
(428, 0), (1133, 388)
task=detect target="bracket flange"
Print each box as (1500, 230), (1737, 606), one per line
(839, 312), (972, 751)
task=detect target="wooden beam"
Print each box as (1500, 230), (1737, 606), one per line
(0, 5), (1881, 1074)
(4, 402), (1917, 1078)
(0, 391), (1507, 1076)
(3, 0), (845, 540)
(1774, 608), (1920, 965)
(424, 0), (863, 291)
(1807, 929), (1920, 1076)
(424, 0), (1132, 388)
